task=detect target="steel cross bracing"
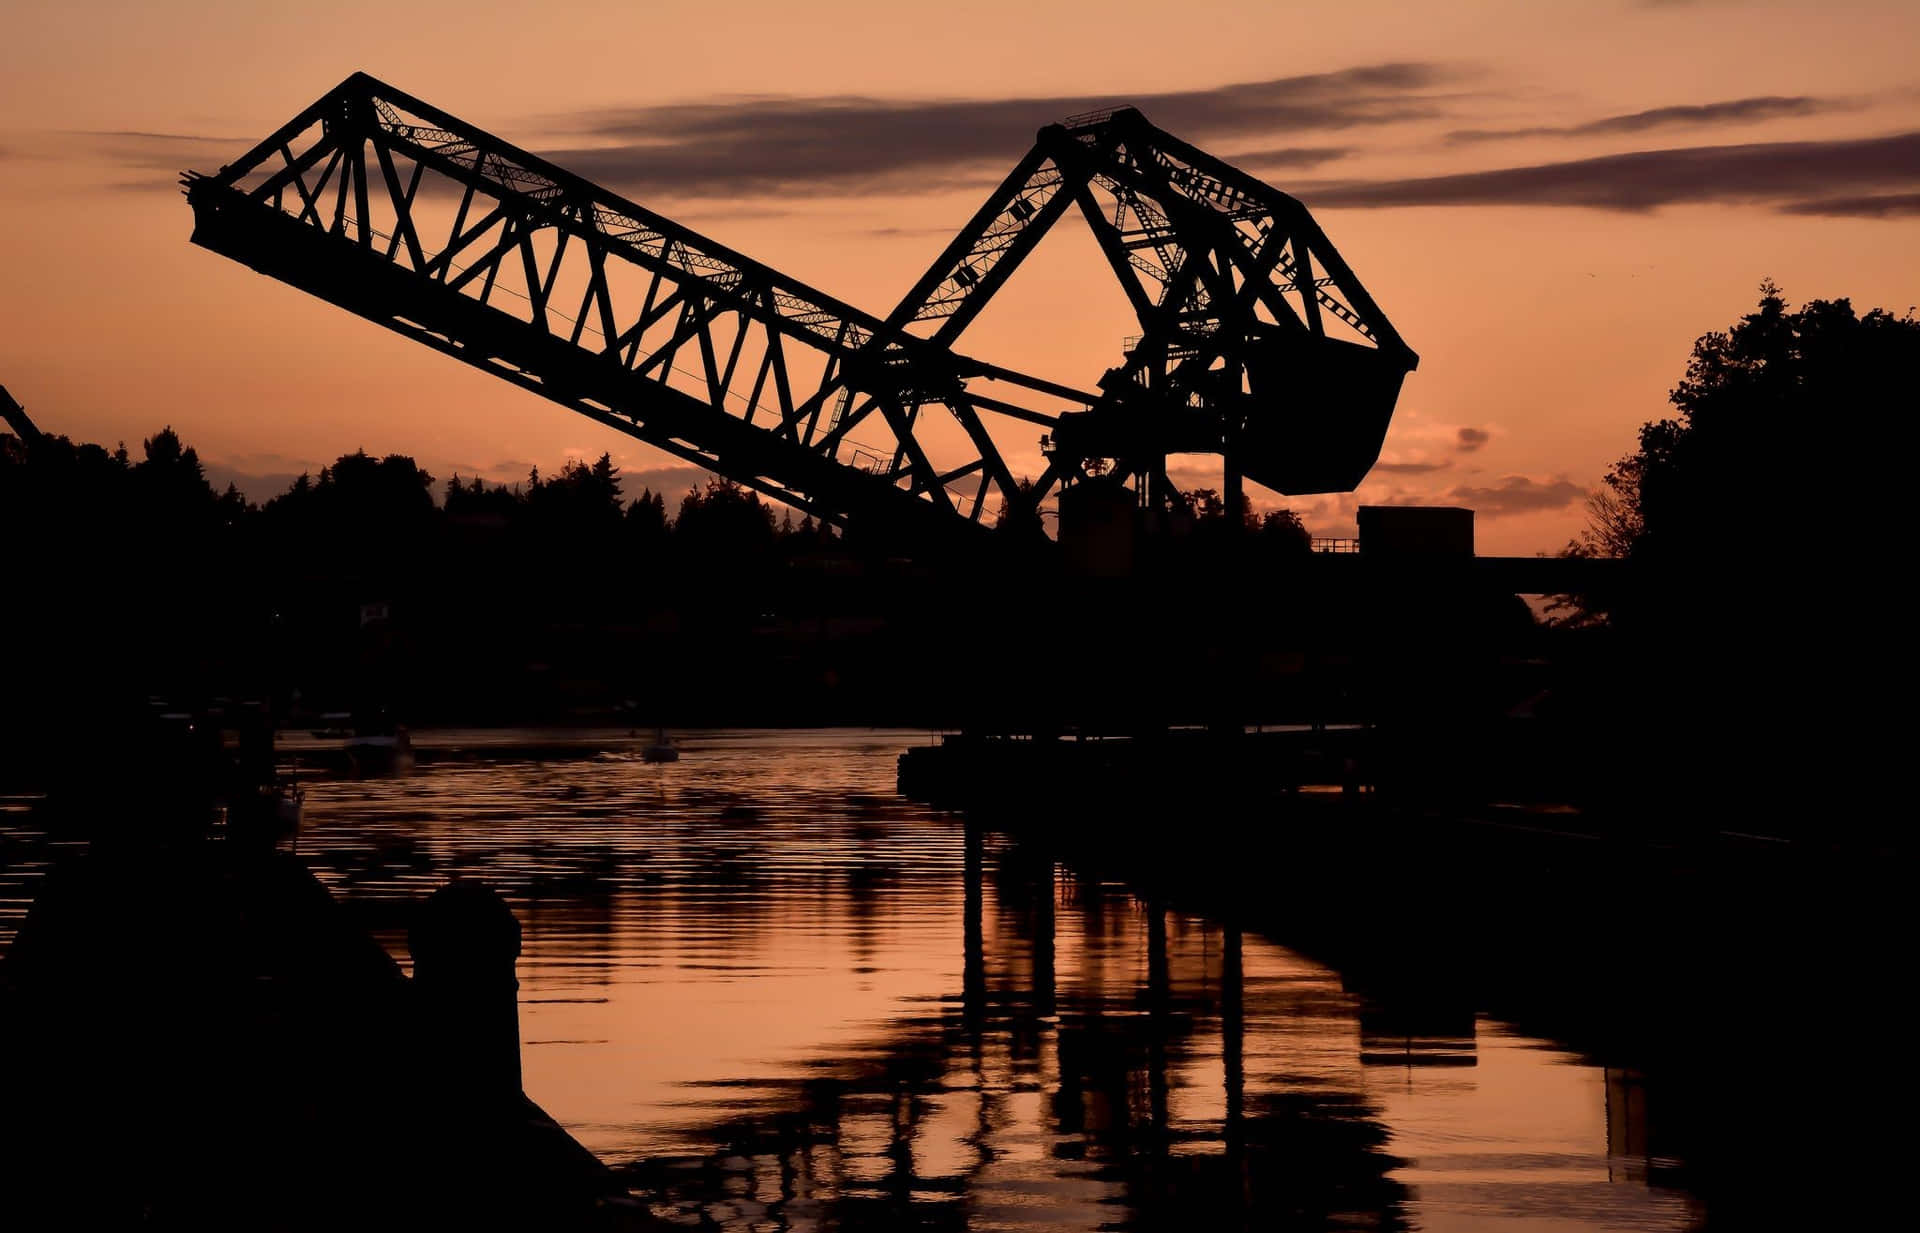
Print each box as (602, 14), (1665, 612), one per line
(185, 75), (1415, 549)
(883, 109), (1418, 501)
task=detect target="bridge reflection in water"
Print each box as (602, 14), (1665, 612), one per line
(623, 836), (1415, 1232)
(260, 728), (1690, 1231)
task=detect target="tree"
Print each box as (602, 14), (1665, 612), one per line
(589, 453), (622, 511)
(992, 476), (1040, 532)
(1545, 284), (1918, 830)
(625, 486), (668, 545)
(133, 425), (214, 519)
(1567, 456), (1642, 561)
(674, 477), (776, 561)
(139, 426), (200, 479)
(1564, 282), (1919, 619)
(1258, 509), (1312, 555)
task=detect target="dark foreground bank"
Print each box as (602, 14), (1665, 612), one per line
(0, 839), (659, 1230)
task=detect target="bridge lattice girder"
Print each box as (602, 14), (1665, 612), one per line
(184, 74), (1415, 548)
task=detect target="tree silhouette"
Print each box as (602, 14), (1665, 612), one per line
(1642, 281), (1899, 564)
(992, 476), (1038, 532)
(1564, 282), (1919, 623)
(1547, 283), (1917, 831)
(1259, 509), (1312, 555)
(674, 477), (777, 562)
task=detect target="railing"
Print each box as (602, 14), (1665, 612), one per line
(1312, 537), (1359, 554)
(1061, 106), (1120, 129)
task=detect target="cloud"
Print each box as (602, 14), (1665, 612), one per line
(619, 463), (712, 499)
(484, 460), (536, 484)
(1372, 458), (1452, 474)
(1455, 426), (1491, 452)
(1305, 130), (1920, 213)
(533, 62), (1467, 197)
(1443, 475), (1584, 518)
(202, 463), (319, 503)
(1447, 95), (1845, 144)
(79, 129), (251, 146)
(57, 129), (254, 191)
(74, 130), (252, 170)
(1778, 191), (1920, 218)
(860, 224), (972, 239)
(1227, 145), (1354, 171)
(80, 64), (1445, 199)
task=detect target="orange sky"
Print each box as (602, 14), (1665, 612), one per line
(3, 0), (1917, 552)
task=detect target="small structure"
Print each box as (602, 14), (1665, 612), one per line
(2, 854), (643, 1226)
(1356, 505), (1475, 559)
(410, 879), (525, 1101)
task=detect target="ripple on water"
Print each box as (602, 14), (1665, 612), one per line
(0, 728), (1697, 1232)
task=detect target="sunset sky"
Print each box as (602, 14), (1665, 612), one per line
(3, 0), (1916, 552)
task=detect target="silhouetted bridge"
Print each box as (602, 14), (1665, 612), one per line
(182, 72), (1610, 594)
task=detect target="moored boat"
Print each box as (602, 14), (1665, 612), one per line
(346, 725), (414, 775)
(643, 728), (679, 763)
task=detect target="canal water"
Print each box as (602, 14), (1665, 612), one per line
(3, 728), (1699, 1230)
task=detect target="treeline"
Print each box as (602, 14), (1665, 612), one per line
(0, 428), (956, 736)
(0, 425), (856, 620)
(1, 403), (1546, 752)
(1547, 284), (1918, 837)
(265, 449), (845, 574)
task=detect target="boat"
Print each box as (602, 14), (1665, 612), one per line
(345, 724), (414, 775)
(273, 781), (306, 830)
(643, 728), (679, 763)
(221, 768), (304, 847)
(309, 711), (355, 739)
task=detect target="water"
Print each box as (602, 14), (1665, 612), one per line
(1, 728), (1698, 1230)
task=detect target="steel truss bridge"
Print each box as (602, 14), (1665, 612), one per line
(185, 73), (1417, 552)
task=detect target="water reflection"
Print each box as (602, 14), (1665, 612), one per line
(0, 729), (1697, 1230)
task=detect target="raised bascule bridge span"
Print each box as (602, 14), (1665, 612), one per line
(183, 72), (1424, 557)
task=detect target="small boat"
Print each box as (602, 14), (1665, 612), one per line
(643, 728), (679, 763)
(224, 777), (304, 847)
(346, 725), (414, 775)
(309, 711), (355, 739)
(273, 781), (306, 830)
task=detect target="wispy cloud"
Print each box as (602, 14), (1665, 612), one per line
(1442, 475), (1584, 518)
(1777, 191), (1920, 218)
(61, 128), (253, 191)
(1455, 427), (1492, 452)
(1225, 145), (1354, 171)
(618, 464), (711, 499)
(859, 224), (971, 239)
(533, 62), (1468, 197)
(76, 63), (1459, 198)
(69, 66), (1897, 226)
(1305, 131), (1920, 214)
(1447, 95), (1847, 144)
(75, 129), (252, 146)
